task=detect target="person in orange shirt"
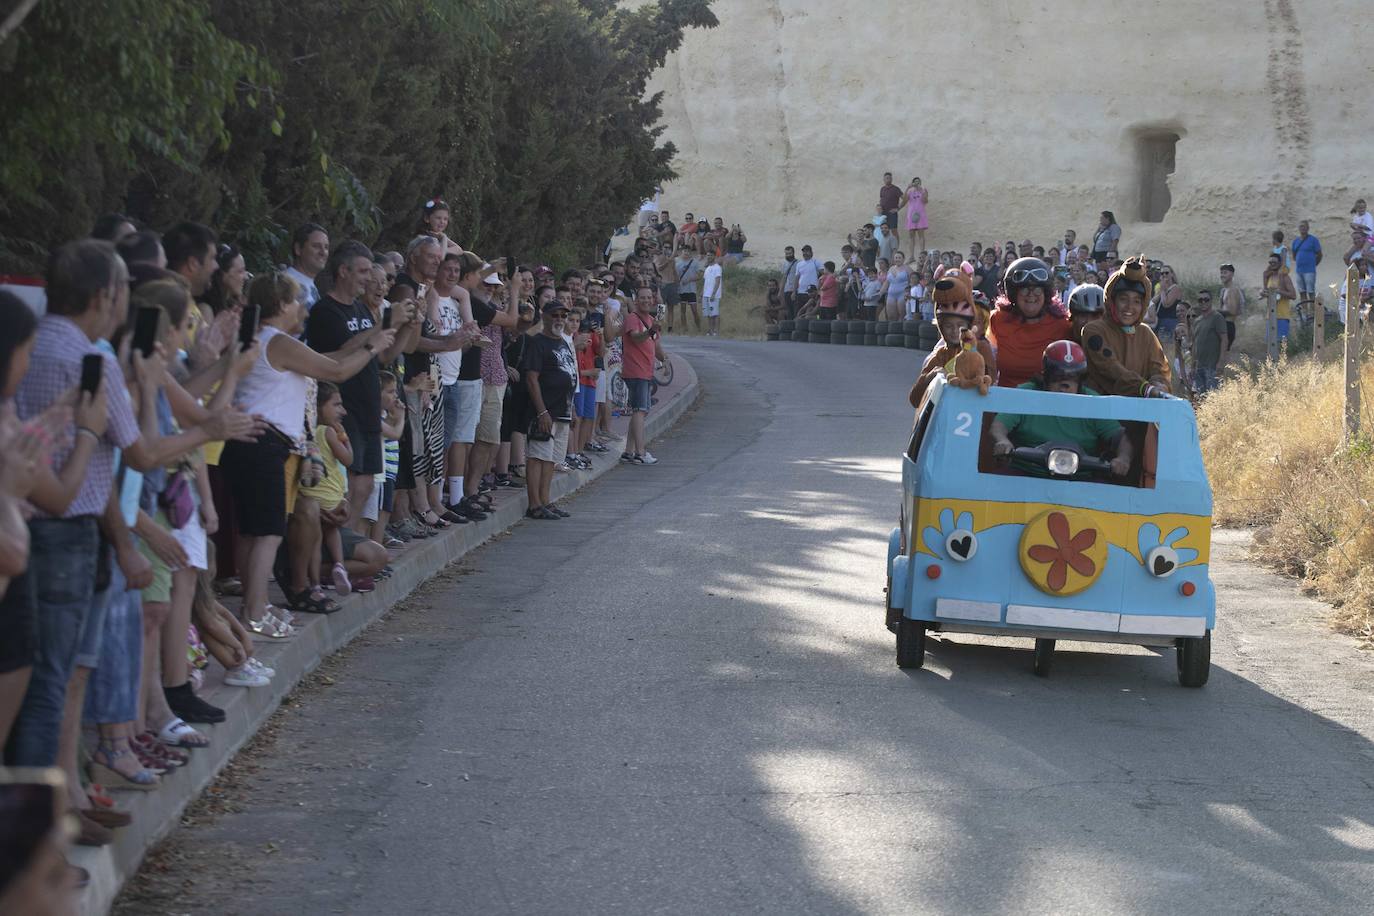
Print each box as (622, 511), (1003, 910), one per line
(987, 257), (1072, 388)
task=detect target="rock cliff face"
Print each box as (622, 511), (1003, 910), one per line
(648, 0), (1366, 284)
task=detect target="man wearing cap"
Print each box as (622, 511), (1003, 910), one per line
(1187, 290), (1228, 394)
(1217, 263), (1245, 348)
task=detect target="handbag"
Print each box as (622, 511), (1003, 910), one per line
(527, 416), (553, 442)
(159, 466), (196, 530)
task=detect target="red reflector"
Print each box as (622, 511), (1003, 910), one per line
(926, 564), (941, 580)
(1180, 581), (1196, 597)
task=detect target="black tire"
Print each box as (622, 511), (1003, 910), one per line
(792, 330), (808, 342)
(846, 333), (865, 345)
(865, 321), (878, 334)
(864, 334), (879, 346)
(1177, 633), (1211, 687)
(1033, 638), (1055, 677)
(830, 320), (849, 333)
(884, 334), (905, 347)
(765, 323), (780, 334)
(874, 321), (890, 335)
(766, 332), (780, 341)
(830, 334), (846, 345)
(901, 320), (923, 335)
(896, 616), (927, 669)
(810, 319), (831, 333)
(779, 319), (795, 333)
(809, 332), (829, 344)
(904, 336), (924, 349)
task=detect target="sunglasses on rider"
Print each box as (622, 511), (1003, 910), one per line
(1010, 266), (1050, 284)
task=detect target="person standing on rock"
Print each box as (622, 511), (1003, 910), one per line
(902, 178), (929, 255)
(879, 172), (902, 237)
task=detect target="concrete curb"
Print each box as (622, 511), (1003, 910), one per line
(77, 356), (700, 915)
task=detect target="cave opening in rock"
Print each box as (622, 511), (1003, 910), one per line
(1137, 132), (1179, 223)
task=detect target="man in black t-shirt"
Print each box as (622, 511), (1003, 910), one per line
(305, 240), (407, 529)
(520, 298), (576, 519)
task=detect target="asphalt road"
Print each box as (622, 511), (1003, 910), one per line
(120, 340), (1374, 916)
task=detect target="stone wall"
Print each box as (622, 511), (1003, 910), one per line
(647, 0), (1368, 291)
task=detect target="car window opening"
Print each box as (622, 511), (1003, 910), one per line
(978, 411), (1158, 489)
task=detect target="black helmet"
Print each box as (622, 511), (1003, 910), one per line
(1067, 283), (1105, 316)
(1042, 340), (1088, 382)
(1003, 257), (1053, 301)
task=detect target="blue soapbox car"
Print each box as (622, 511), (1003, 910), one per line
(887, 375), (1215, 686)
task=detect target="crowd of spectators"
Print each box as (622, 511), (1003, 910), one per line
(623, 207), (736, 337)
(0, 201), (674, 890)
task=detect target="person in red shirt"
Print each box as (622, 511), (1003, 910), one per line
(987, 257), (1072, 388)
(817, 262), (841, 320)
(620, 287), (665, 464)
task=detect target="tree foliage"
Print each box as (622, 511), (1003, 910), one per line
(0, 0), (716, 271)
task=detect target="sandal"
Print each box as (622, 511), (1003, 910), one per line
(134, 733), (188, 767)
(417, 511), (449, 529)
(156, 717), (209, 749)
(525, 507), (560, 520)
(306, 588), (341, 614)
(330, 562), (352, 596)
(508, 463), (526, 479)
(246, 609), (295, 639)
(89, 743), (161, 791)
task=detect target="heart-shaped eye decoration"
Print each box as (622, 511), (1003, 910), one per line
(1146, 545), (1179, 578)
(946, 529), (977, 562)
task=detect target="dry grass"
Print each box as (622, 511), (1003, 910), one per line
(1199, 347), (1374, 641)
(664, 263), (775, 340)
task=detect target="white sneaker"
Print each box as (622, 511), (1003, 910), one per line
(638, 451), (659, 465)
(224, 664), (271, 688)
(245, 657), (275, 678)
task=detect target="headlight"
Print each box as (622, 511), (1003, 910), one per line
(945, 529), (977, 562)
(1146, 545), (1179, 577)
(1047, 449), (1079, 476)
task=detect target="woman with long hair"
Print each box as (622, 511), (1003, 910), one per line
(203, 243), (249, 316)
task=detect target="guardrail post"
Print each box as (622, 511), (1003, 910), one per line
(1313, 292), (1325, 358)
(1344, 263), (1361, 443)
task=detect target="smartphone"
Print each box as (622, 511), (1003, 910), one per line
(381, 304), (392, 330)
(0, 768), (68, 892)
(132, 305), (161, 358)
(505, 251), (517, 281)
(80, 353), (103, 395)
(238, 304), (260, 353)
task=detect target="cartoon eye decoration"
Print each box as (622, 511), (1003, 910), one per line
(945, 529), (977, 561)
(923, 509), (977, 562)
(1138, 524), (1198, 578)
(1145, 544), (1179, 578)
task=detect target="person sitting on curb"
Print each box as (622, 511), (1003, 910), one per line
(1080, 256), (1171, 398)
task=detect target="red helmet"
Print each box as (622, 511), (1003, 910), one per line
(1042, 339), (1088, 382)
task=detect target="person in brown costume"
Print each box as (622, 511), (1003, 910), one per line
(1080, 256), (1172, 398)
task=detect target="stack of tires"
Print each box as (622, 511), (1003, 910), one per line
(762, 317), (941, 350)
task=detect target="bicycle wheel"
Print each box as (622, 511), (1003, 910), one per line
(608, 366), (628, 410)
(654, 358), (674, 387)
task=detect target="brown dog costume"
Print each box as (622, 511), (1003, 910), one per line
(909, 263), (998, 407)
(1080, 256), (1170, 397)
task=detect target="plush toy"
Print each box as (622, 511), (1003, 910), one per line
(947, 327), (992, 395)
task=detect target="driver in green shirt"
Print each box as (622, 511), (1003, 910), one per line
(990, 340), (1133, 478)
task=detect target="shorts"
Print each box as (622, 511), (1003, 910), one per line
(661, 283), (680, 306)
(501, 383), (525, 443)
(526, 421), (571, 464)
(594, 376), (608, 404)
(362, 478), (381, 522)
(170, 511), (209, 572)
(1296, 272), (1316, 296)
(137, 522), (174, 605)
(575, 384), (597, 419)
(702, 296), (720, 317)
(1225, 319), (1237, 348)
(818, 306), (836, 321)
(324, 526), (366, 565)
(476, 384), (503, 445)
(1277, 317), (1290, 340)
(679, 291), (697, 304)
(442, 380), (482, 445)
(342, 413), (383, 475)
(220, 431), (290, 537)
(625, 377), (652, 413)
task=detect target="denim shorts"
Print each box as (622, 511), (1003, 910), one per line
(575, 384), (598, 419)
(84, 562), (142, 726)
(442, 380), (482, 445)
(625, 377), (652, 413)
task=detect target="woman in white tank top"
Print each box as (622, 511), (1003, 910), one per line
(221, 272), (398, 637)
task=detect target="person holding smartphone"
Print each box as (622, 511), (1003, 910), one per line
(619, 286), (666, 465)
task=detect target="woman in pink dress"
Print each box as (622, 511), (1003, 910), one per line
(902, 177), (929, 255)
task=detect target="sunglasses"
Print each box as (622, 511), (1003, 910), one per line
(1010, 267), (1050, 284)
(1198, 297), (1212, 303)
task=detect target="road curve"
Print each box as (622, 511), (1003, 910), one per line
(119, 340), (1374, 916)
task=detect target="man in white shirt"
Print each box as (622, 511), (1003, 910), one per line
(637, 187), (662, 230)
(285, 222), (329, 309)
(795, 245), (822, 298)
(701, 253), (723, 336)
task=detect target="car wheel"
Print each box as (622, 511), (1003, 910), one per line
(1177, 633), (1211, 687)
(1033, 638), (1055, 677)
(896, 616), (927, 669)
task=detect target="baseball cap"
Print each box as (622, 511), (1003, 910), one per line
(482, 264), (504, 285)
(541, 299), (569, 314)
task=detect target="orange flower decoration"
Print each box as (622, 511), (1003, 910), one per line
(1026, 512), (1099, 593)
